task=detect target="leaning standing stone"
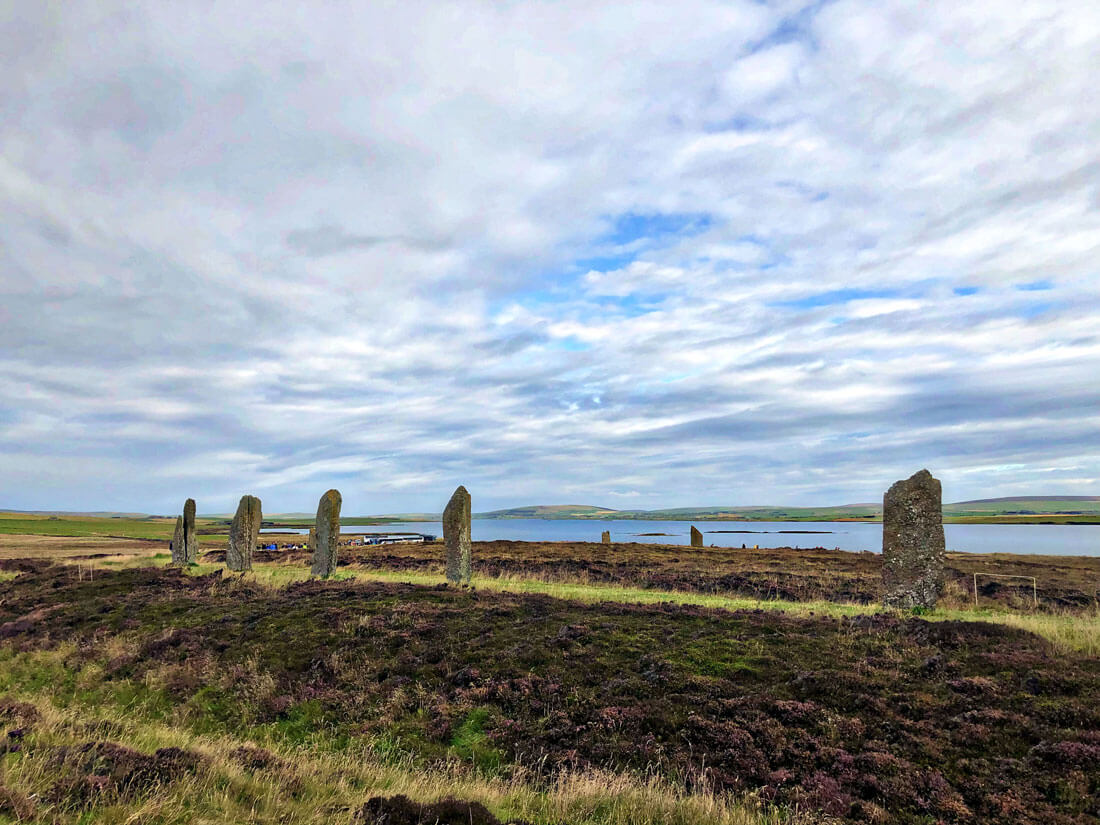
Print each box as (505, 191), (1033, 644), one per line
(601, 530), (610, 545)
(690, 525), (703, 547)
(882, 469), (945, 609)
(183, 498), (198, 564)
(311, 489), (342, 578)
(443, 485), (472, 585)
(170, 516), (185, 566)
(227, 495), (262, 572)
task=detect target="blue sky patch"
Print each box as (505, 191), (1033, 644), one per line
(568, 211), (714, 278)
(603, 211), (712, 247)
(747, 0), (831, 53)
(550, 335), (590, 352)
(1016, 279), (1053, 291)
(573, 251), (638, 273)
(1016, 301), (1063, 319)
(954, 286), (980, 296)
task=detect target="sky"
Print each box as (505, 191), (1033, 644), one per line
(2, 1), (1099, 516)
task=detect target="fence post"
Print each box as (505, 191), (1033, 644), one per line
(972, 572), (1039, 610)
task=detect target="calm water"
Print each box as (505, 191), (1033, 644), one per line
(262, 519), (1100, 556)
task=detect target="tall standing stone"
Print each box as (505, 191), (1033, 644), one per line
(227, 495), (262, 572)
(601, 530), (610, 545)
(443, 485), (472, 585)
(690, 525), (703, 547)
(311, 489), (342, 578)
(183, 498), (198, 564)
(170, 516), (186, 566)
(882, 469), (945, 609)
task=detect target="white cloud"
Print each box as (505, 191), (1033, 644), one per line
(0, 0), (1098, 514)
(721, 43), (806, 104)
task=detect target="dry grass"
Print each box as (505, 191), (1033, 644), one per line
(223, 565), (1100, 656)
(46, 553), (1100, 656)
(0, 533), (164, 561)
(972, 609), (1100, 656)
(5, 552), (1097, 823)
(0, 647), (793, 825)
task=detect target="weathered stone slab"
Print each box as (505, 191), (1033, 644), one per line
(227, 495), (262, 572)
(183, 498), (198, 564)
(601, 530), (610, 545)
(310, 489), (342, 578)
(690, 525), (703, 547)
(170, 516), (185, 566)
(882, 469), (945, 609)
(443, 485), (472, 585)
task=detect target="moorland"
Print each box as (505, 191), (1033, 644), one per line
(0, 517), (1097, 824)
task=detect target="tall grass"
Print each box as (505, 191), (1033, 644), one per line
(0, 647), (792, 825)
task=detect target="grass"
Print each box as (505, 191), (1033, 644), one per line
(0, 516), (177, 541)
(4, 560), (1098, 823)
(79, 557), (1100, 656)
(347, 570), (1100, 655)
(0, 647), (792, 825)
(947, 514), (1100, 524)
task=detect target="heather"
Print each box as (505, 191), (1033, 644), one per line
(2, 562), (1098, 823)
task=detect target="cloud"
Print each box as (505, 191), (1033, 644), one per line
(0, 0), (1098, 514)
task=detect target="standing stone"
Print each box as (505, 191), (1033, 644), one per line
(310, 489), (342, 578)
(882, 469), (945, 609)
(690, 525), (703, 547)
(227, 495), (262, 572)
(443, 485), (472, 585)
(308, 527), (317, 551)
(183, 498), (198, 564)
(170, 516), (186, 566)
(601, 530), (610, 545)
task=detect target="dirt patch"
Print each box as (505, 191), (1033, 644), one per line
(355, 795), (533, 825)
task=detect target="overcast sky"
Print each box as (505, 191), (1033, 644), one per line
(2, 1), (1098, 515)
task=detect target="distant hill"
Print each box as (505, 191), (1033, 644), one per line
(472, 496), (1100, 523)
(952, 496), (1100, 503)
(944, 497), (1100, 516)
(475, 504), (620, 519)
(474, 503), (881, 521)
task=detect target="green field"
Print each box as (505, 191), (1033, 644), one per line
(0, 515), (177, 540)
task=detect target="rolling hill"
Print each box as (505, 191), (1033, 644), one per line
(471, 497), (1100, 523)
